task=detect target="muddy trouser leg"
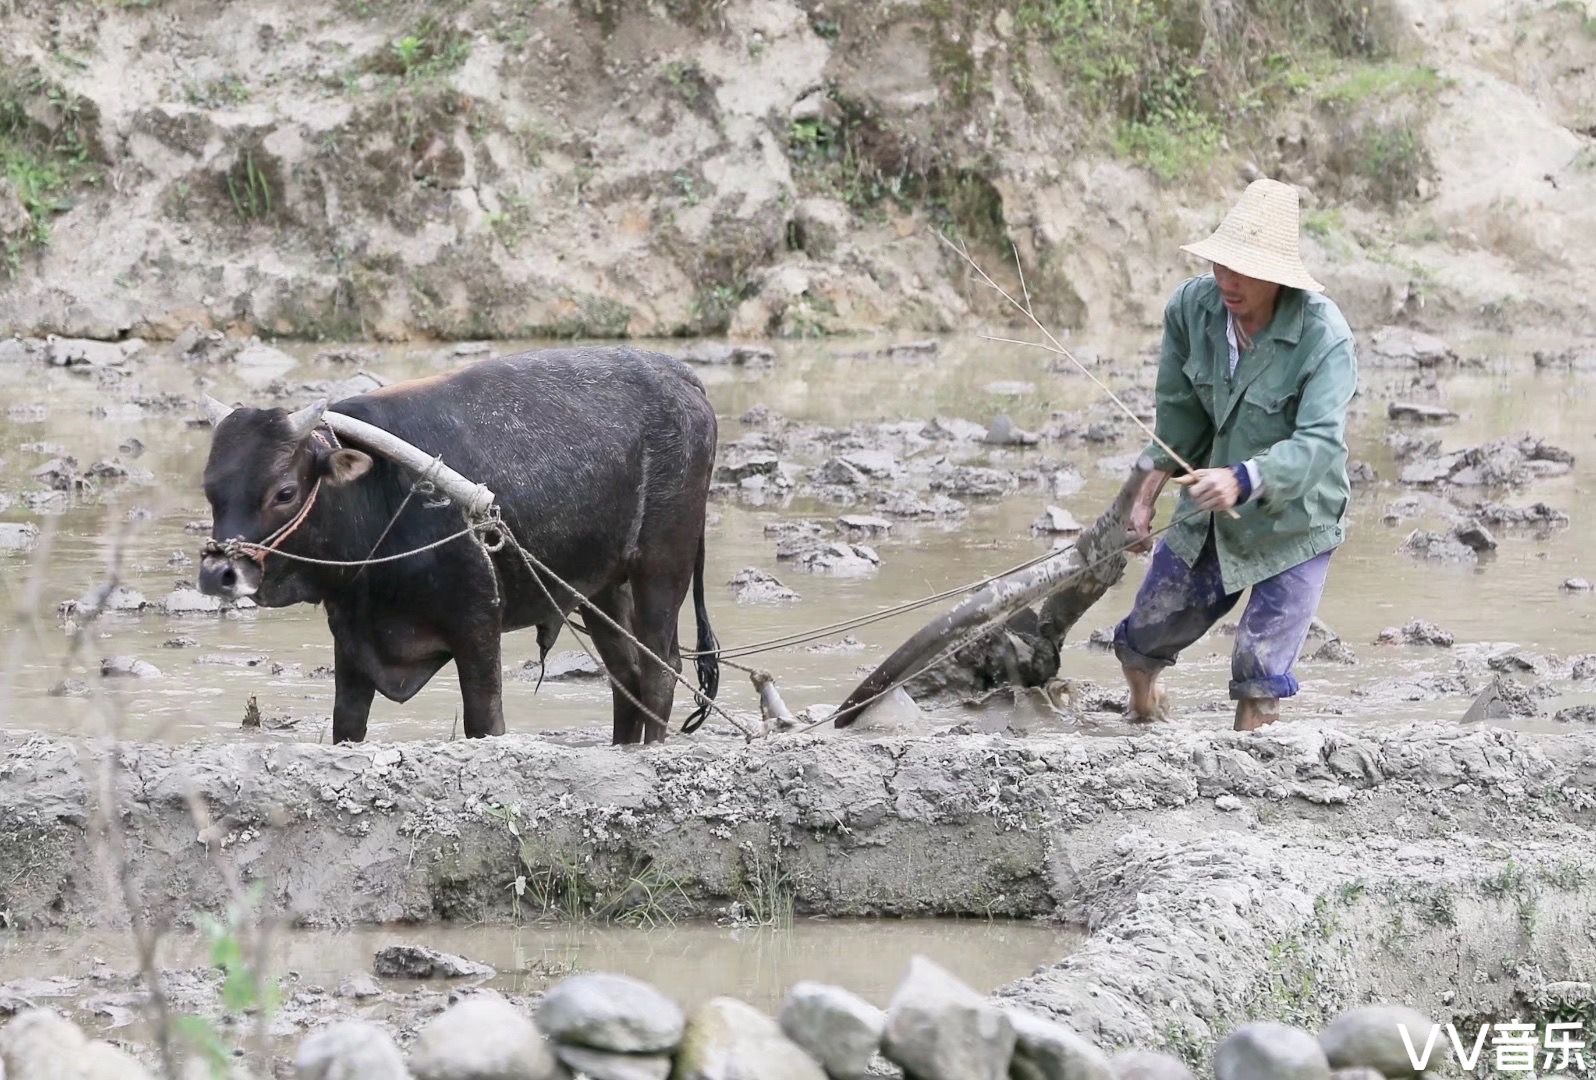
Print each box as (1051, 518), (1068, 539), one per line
(1230, 548), (1335, 700)
(1113, 532), (1241, 673)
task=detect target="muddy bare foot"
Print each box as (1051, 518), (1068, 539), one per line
(1233, 698), (1281, 731)
(1126, 680), (1169, 723)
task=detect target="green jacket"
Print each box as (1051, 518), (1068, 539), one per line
(1146, 274), (1358, 593)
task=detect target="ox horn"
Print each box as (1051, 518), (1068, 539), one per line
(202, 394), (235, 427)
(286, 398), (328, 441)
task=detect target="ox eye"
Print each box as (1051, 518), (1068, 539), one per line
(274, 484), (298, 505)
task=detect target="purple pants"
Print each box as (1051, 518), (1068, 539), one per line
(1113, 532), (1333, 701)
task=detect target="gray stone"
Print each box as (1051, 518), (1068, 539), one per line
(537, 972), (684, 1054)
(1214, 1022), (1329, 1080)
(553, 1045), (670, 1080)
(100, 656), (161, 678)
(523, 651), (605, 681)
(680, 343), (776, 367)
(336, 975), (382, 999)
(791, 199), (850, 261)
(1555, 704), (1596, 723)
(882, 956), (1015, 1080)
(0, 523), (38, 553)
(729, 568), (800, 604)
(297, 1021), (410, 1079)
(0, 1008), (157, 1080)
(778, 981), (884, 1080)
(373, 945), (494, 980)
(1318, 1005), (1437, 1078)
(1328, 1071), (1387, 1080)
(1375, 620), (1453, 647)
(1109, 1051), (1196, 1079)
(716, 454), (781, 483)
(1453, 522), (1496, 552)
(836, 515), (892, 539)
(985, 414), (1040, 446)
(1032, 506), (1083, 535)
(930, 465), (1017, 498)
(672, 996), (826, 1080)
(1366, 326), (1455, 368)
(409, 994), (556, 1080)
(837, 450), (902, 479)
(796, 542), (880, 577)
(1387, 401), (1458, 422)
(1565, 577), (1594, 592)
(159, 587), (228, 614)
(1008, 1008), (1112, 1079)
(921, 416), (988, 441)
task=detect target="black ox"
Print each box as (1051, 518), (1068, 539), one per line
(198, 347), (720, 745)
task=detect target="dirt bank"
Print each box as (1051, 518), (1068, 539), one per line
(1, 0), (1591, 342)
(3, 721), (1594, 1067)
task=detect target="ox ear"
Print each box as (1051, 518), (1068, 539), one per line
(324, 448), (373, 486)
(201, 394), (235, 427)
(286, 398), (328, 442)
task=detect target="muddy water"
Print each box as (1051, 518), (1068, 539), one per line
(0, 918), (1076, 1016)
(1, 333), (1592, 742)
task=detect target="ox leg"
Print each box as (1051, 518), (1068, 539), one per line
(586, 583), (648, 745)
(454, 630), (505, 738)
(631, 576), (690, 745)
(332, 649), (376, 744)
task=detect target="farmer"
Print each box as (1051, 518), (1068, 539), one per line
(1115, 178), (1357, 732)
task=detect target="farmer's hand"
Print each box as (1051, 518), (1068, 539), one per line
(1127, 501), (1157, 554)
(1174, 467), (1242, 513)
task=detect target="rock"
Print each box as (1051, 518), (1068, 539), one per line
(878, 339), (939, 359)
(62, 585), (148, 617)
(1563, 578), (1593, 592)
(1470, 501), (1569, 529)
(791, 199), (850, 261)
(100, 656), (160, 678)
(1008, 1009), (1113, 1080)
(159, 587), (228, 614)
(1386, 401), (1457, 422)
(1109, 1050), (1196, 1079)
(1366, 326), (1455, 368)
(372, 945), (494, 980)
(1461, 676), (1541, 721)
(1375, 619), (1453, 647)
(1346, 461), (1378, 486)
(1487, 650), (1544, 674)
(836, 450), (902, 480)
(553, 1045), (671, 1080)
(48, 678), (89, 698)
(1572, 655), (1596, 680)
(522, 651), (604, 681)
(297, 1021), (410, 1080)
(1400, 529), (1475, 561)
(836, 514), (892, 539)
(921, 416), (988, 442)
(874, 491), (967, 519)
(233, 340), (298, 372)
(729, 568), (800, 604)
(1309, 638), (1358, 664)
(0, 1008), (157, 1080)
(408, 995), (556, 1080)
(1554, 705), (1596, 723)
(796, 542), (880, 577)
(985, 414), (1039, 446)
(1318, 1005), (1436, 1078)
(0, 523), (38, 553)
(680, 343), (776, 367)
(1215, 794), (1244, 812)
(45, 336), (129, 369)
(1328, 1071), (1385, 1080)
(1032, 506), (1082, 535)
(716, 454), (780, 483)
(930, 465), (1016, 498)
(985, 380), (1035, 396)
(673, 996), (826, 1080)
(537, 972), (685, 1054)
(32, 457), (83, 491)
(337, 975), (382, 999)
(778, 981), (884, 1080)
(1452, 522), (1496, 552)
(882, 956), (1015, 1080)
(1213, 1022), (1329, 1080)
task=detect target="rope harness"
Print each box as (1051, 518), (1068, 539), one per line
(202, 424), (1192, 742)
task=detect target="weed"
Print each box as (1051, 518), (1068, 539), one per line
(0, 68), (95, 259)
(184, 76), (251, 109)
(374, 18), (471, 81)
(489, 804), (683, 923)
(736, 846), (795, 928)
(1353, 121), (1430, 204)
(1303, 207), (1344, 237)
(1480, 860), (1531, 899)
(224, 149), (273, 221)
(175, 896), (280, 1079)
(1553, 0), (1596, 36)
(1319, 62), (1442, 107)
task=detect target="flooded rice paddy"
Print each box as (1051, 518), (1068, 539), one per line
(1, 332), (1593, 742)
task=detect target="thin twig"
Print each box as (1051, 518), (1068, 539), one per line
(941, 231), (1239, 519)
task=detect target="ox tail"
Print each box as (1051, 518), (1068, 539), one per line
(681, 530), (720, 734)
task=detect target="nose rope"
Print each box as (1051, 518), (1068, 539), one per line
(204, 427), (337, 567)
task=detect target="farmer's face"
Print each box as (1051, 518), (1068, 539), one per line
(1212, 264), (1281, 329)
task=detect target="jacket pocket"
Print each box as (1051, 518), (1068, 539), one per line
(1238, 381), (1297, 447)
(1182, 356), (1217, 422)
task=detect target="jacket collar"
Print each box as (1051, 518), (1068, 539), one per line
(1196, 275), (1306, 345)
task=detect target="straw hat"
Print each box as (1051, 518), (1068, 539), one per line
(1180, 178), (1324, 291)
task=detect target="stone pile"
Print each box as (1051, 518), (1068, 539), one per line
(0, 956), (1441, 1080)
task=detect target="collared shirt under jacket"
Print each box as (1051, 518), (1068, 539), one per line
(1144, 273), (1358, 593)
